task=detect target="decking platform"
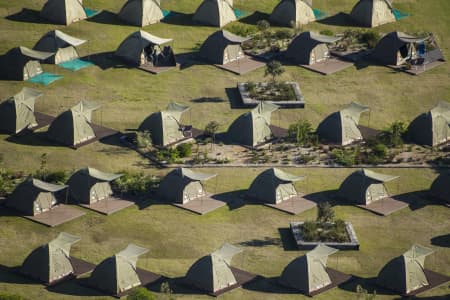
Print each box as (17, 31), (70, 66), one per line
(356, 197), (409, 216)
(24, 204), (85, 227)
(265, 195), (316, 215)
(138, 63), (180, 74)
(34, 112), (55, 130)
(308, 268), (352, 296)
(73, 123), (119, 149)
(214, 56), (266, 75)
(79, 197), (135, 215)
(172, 194), (226, 215)
(300, 57), (354, 75)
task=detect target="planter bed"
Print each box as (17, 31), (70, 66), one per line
(237, 82), (305, 108)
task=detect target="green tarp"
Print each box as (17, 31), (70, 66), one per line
(269, 0), (316, 27)
(372, 31), (425, 65)
(40, 0), (88, 25)
(430, 171), (450, 203)
(193, 0), (236, 27)
(21, 232), (80, 284)
(350, 0), (396, 27)
(118, 0), (164, 27)
(0, 47), (53, 81)
(33, 30), (86, 64)
(0, 88), (42, 134)
(199, 30), (249, 65)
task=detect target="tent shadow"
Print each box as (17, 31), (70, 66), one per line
(278, 228), (299, 251)
(211, 190), (246, 210)
(0, 265), (37, 285)
(431, 234), (450, 248)
(392, 190), (430, 211)
(339, 275), (397, 296)
(316, 12), (358, 27)
(243, 276), (299, 294)
(161, 12), (195, 26)
(147, 277), (206, 295)
(81, 52), (118, 70)
(393, 296), (450, 300)
(239, 11), (270, 25)
(176, 52), (206, 70)
(225, 87), (246, 109)
(5, 8), (53, 25)
(190, 97), (225, 103)
(85, 10), (122, 26)
(238, 237), (281, 248)
(6, 131), (62, 148)
(46, 278), (105, 297)
(302, 190), (336, 205)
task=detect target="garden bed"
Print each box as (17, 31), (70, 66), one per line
(237, 82), (305, 108)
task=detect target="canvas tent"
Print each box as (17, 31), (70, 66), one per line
(407, 101), (450, 147)
(89, 244), (148, 295)
(193, 0), (236, 27)
(0, 47), (53, 81)
(0, 88), (42, 134)
(67, 167), (123, 204)
(185, 243), (242, 293)
(430, 171), (450, 203)
(115, 30), (175, 67)
(138, 102), (189, 146)
(269, 0), (316, 27)
(279, 244), (338, 293)
(372, 31), (425, 65)
(40, 0), (88, 25)
(6, 177), (67, 216)
(350, 0), (397, 27)
(377, 244), (434, 294)
(158, 168), (217, 204)
(248, 168), (304, 204)
(21, 232), (80, 284)
(33, 30), (87, 64)
(317, 102), (369, 145)
(285, 31), (341, 65)
(198, 30), (249, 65)
(338, 169), (399, 205)
(227, 102), (279, 147)
(47, 101), (100, 147)
(118, 0), (164, 27)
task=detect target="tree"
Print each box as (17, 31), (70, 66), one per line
(204, 121), (219, 138)
(265, 60), (285, 83)
(378, 121), (407, 147)
(317, 202), (335, 224)
(288, 120), (317, 147)
(256, 19), (270, 32)
(126, 287), (156, 300)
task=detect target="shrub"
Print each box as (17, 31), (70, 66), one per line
(256, 19), (270, 32)
(112, 172), (160, 195)
(204, 121), (220, 138)
(317, 202), (335, 224)
(331, 148), (357, 166)
(34, 170), (67, 185)
(126, 287), (156, 300)
(153, 148), (180, 164)
(274, 29), (292, 39)
(136, 131), (152, 148)
(227, 24), (257, 36)
(301, 221), (318, 241)
(320, 29), (334, 36)
(288, 120), (317, 147)
(360, 31), (380, 48)
(176, 143), (192, 158)
(378, 121), (407, 147)
(0, 169), (22, 197)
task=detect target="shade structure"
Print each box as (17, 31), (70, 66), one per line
(193, 0), (236, 27)
(285, 31), (341, 65)
(0, 47), (53, 81)
(184, 244), (242, 293)
(67, 167), (123, 204)
(371, 31), (426, 65)
(279, 244), (338, 293)
(377, 244), (434, 294)
(88, 244), (148, 295)
(317, 102), (369, 145)
(6, 177), (67, 216)
(227, 101), (279, 147)
(248, 168), (305, 204)
(118, 0), (164, 27)
(47, 101), (100, 147)
(407, 101), (450, 147)
(350, 0), (396, 27)
(0, 88), (42, 134)
(158, 168), (217, 204)
(33, 30), (87, 64)
(40, 0), (88, 25)
(269, 0), (316, 27)
(430, 171), (450, 203)
(199, 30), (249, 65)
(338, 169), (399, 205)
(21, 232), (80, 284)
(138, 102), (189, 146)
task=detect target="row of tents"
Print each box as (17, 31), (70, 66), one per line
(18, 233), (447, 297)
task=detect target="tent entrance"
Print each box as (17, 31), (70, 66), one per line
(23, 60), (43, 80)
(309, 44), (329, 65)
(253, 116), (272, 146)
(90, 182), (113, 203)
(141, 45), (176, 67)
(182, 181), (206, 204)
(275, 183), (297, 203)
(34, 192), (58, 215)
(365, 183), (389, 204)
(223, 44), (244, 64)
(55, 46), (79, 64)
(397, 43), (416, 65)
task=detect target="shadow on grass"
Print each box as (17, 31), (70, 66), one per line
(81, 52), (118, 70)
(303, 190), (336, 204)
(431, 234), (450, 248)
(190, 97), (225, 103)
(85, 10), (122, 26)
(238, 237), (281, 248)
(161, 12), (195, 26)
(0, 265), (36, 285)
(393, 190), (432, 211)
(316, 12), (358, 27)
(176, 52), (207, 70)
(238, 11), (270, 25)
(339, 276), (398, 296)
(278, 228), (298, 251)
(243, 276), (299, 294)
(147, 277), (206, 296)
(5, 131), (62, 148)
(393, 296), (450, 300)
(46, 278), (105, 297)
(212, 190), (246, 210)
(225, 87), (246, 109)
(5, 8), (53, 24)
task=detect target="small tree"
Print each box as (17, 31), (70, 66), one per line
(356, 284), (377, 300)
(136, 131), (152, 148)
(204, 121), (219, 139)
(160, 281), (176, 300)
(265, 60), (285, 83)
(288, 120), (317, 147)
(317, 202), (335, 224)
(126, 287), (156, 300)
(256, 19), (270, 32)
(379, 121), (407, 147)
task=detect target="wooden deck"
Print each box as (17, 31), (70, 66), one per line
(79, 197), (135, 215)
(356, 197), (409, 216)
(24, 204), (85, 227)
(308, 268), (352, 296)
(299, 57), (354, 75)
(214, 56), (266, 75)
(73, 123), (119, 149)
(264, 195), (317, 215)
(138, 63), (180, 74)
(172, 193), (226, 215)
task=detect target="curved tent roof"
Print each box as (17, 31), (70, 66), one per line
(285, 31), (341, 64)
(317, 102), (369, 145)
(227, 102), (278, 146)
(407, 101), (450, 146)
(280, 244), (338, 293)
(372, 32), (426, 65)
(193, 0), (236, 27)
(184, 243), (242, 293)
(21, 232), (80, 283)
(0, 47), (53, 81)
(40, 0), (88, 25)
(377, 244), (434, 294)
(34, 30), (86, 52)
(138, 102), (189, 146)
(430, 171), (450, 203)
(0, 88), (42, 134)
(199, 30), (249, 64)
(350, 0), (396, 27)
(89, 244), (148, 295)
(118, 0), (163, 26)
(269, 0), (316, 27)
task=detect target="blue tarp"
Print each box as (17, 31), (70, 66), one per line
(392, 9), (410, 21)
(162, 10), (172, 18)
(313, 9), (327, 20)
(28, 73), (63, 85)
(84, 7), (99, 18)
(58, 59), (94, 71)
(234, 9), (248, 18)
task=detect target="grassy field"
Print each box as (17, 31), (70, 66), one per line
(0, 0), (449, 299)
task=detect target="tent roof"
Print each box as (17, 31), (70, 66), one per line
(9, 88), (43, 106)
(178, 168), (217, 181)
(395, 31), (427, 43)
(212, 243), (242, 264)
(117, 244), (149, 260)
(79, 167), (123, 181)
(305, 32), (342, 44)
(165, 102), (189, 113)
(136, 30), (172, 45)
(341, 102), (370, 123)
(403, 244), (434, 260)
(219, 30), (250, 43)
(71, 101), (101, 113)
(17, 46), (54, 60)
(430, 101), (450, 121)
(361, 169), (399, 182)
(47, 30), (86, 46)
(273, 168), (305, 182)
(252, 101), (279, 115)
(50, 232), (81, 249)
(307, 244), (338, 259)
(28, 177), (68, 192)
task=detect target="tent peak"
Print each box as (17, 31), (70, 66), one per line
(178, 168), (217, 181)
(116, 244), (149, 259)
(360, 169), (399, 182)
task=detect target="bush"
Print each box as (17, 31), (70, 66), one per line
(136, 131), (152, 148)
(204, 121), (220, 138)
(331, 148), (358, 166)
(378, 121), (407, 147)
(0, 169), (22, 197)
(265, 60), (285, 82)
(127, 287), (156, 300)
(360, 30), (380, 48)
(256, 19), (270, 31)
(288, 120), (317, 147)
(176, 143), (192, 158)
(34, 170), (67, 185)
(317, 202), (335, 223)
(227, 24), (257, 36)
(112, 172), (160, 195)
(301, 220), (318, 241)
(274, 29), (292, 39)
(153, 148), (180, 164)
(320, 29), (334, 36)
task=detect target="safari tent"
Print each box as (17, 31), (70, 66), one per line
(158, 168), (217, 204)
(430, 171), (450, 203)
(193, 0), (236, 27)
(338, 169), (399, 205)
(285, 31), (341, 65)
(33, 30), (87, 64)
(407, 101), (450, 147)
(371, 32), (425, 65)
(0, 47), (53, 81)
(47, 101), (100, 147)
(350, 0), (396, 27)
(377, 244), (434, 295)
(198, 30), (249, 65)
(88, 244), (148, 295)
(269, 0), (316, 27)
(21, 232), (80, 284)
(6, 177), (67, 216)
(138, 102), (189, 147)
(115, 30), (175, 67)
(0, 88), (42, 134)
(67, 167), (123, 204)
(316, 102), (369, 145)
(247, 168), (304, 204)
(184, 243), (242, 293)
(118, 0), (164, 26)
(227, 102), (279, 147)
(279, 244), (338, 294)
(40, 0), (88, 25)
